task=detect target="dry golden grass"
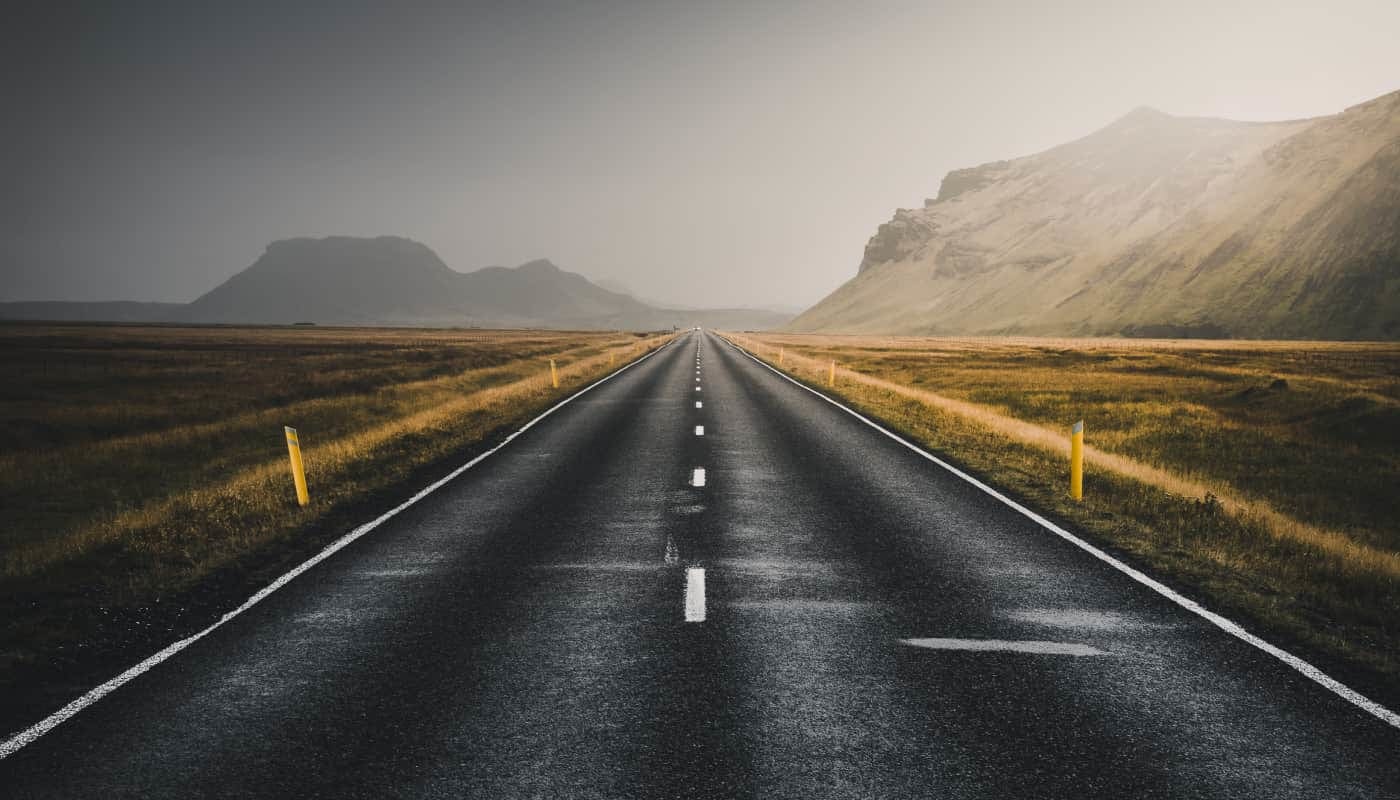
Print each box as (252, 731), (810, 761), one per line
(0, 323), (673, 684)
(728, 331), (1400, 698)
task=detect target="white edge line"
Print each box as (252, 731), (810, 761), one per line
(722, 335), (1400, 731)
(0, 337), (680, 760)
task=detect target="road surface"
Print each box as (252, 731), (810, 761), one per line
(3, 330), (1398, 798)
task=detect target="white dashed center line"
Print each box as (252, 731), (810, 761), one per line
(691, 468), (706, 487)
(685, 568), (706, 623)
(695, 426), (705, 436)
(695, 401), (703, 408)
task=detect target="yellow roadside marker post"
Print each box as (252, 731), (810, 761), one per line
(610, 351), (616, 368)
(779, 348), (785, 366)
(828, 360), (836, 387)
(284, 426), (309, 507)
(1070, 420), (1084, 501)
(550, 359), (559, 388)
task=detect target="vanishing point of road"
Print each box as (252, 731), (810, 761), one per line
(3, 330), (1398, 798)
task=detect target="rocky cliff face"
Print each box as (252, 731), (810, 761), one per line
(792, 90), (1400, 339)
(856, 209), (933, 274)
(932, 160), (1011, 204)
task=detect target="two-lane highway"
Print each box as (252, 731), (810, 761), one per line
(3, 330), (1398, 798)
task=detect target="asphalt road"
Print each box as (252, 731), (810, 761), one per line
(3, 329), (1398, 798)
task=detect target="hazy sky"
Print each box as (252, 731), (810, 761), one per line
(3, 1), (1397, 309)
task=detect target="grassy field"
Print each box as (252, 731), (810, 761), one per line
(0, 323), (671, 716)
(726, 332), (1400, 703)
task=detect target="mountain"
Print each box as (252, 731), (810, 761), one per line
(184, 237), (657, 328)
(1, 236), (792, 330)
(790, 89), (1400, 339)
(185, 237), (480, 326)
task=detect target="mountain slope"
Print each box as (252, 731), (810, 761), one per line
(791, 89), (1400, 339)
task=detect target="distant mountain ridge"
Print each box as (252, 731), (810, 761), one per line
(791, 89), (1400, 339)
(1, 236), (791, 330)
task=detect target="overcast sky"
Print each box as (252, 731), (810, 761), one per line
(3, 0), (1397, 309)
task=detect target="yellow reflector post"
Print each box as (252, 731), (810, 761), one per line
(1070, 420), (1084, 501)
(284, 426), (309, 507)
